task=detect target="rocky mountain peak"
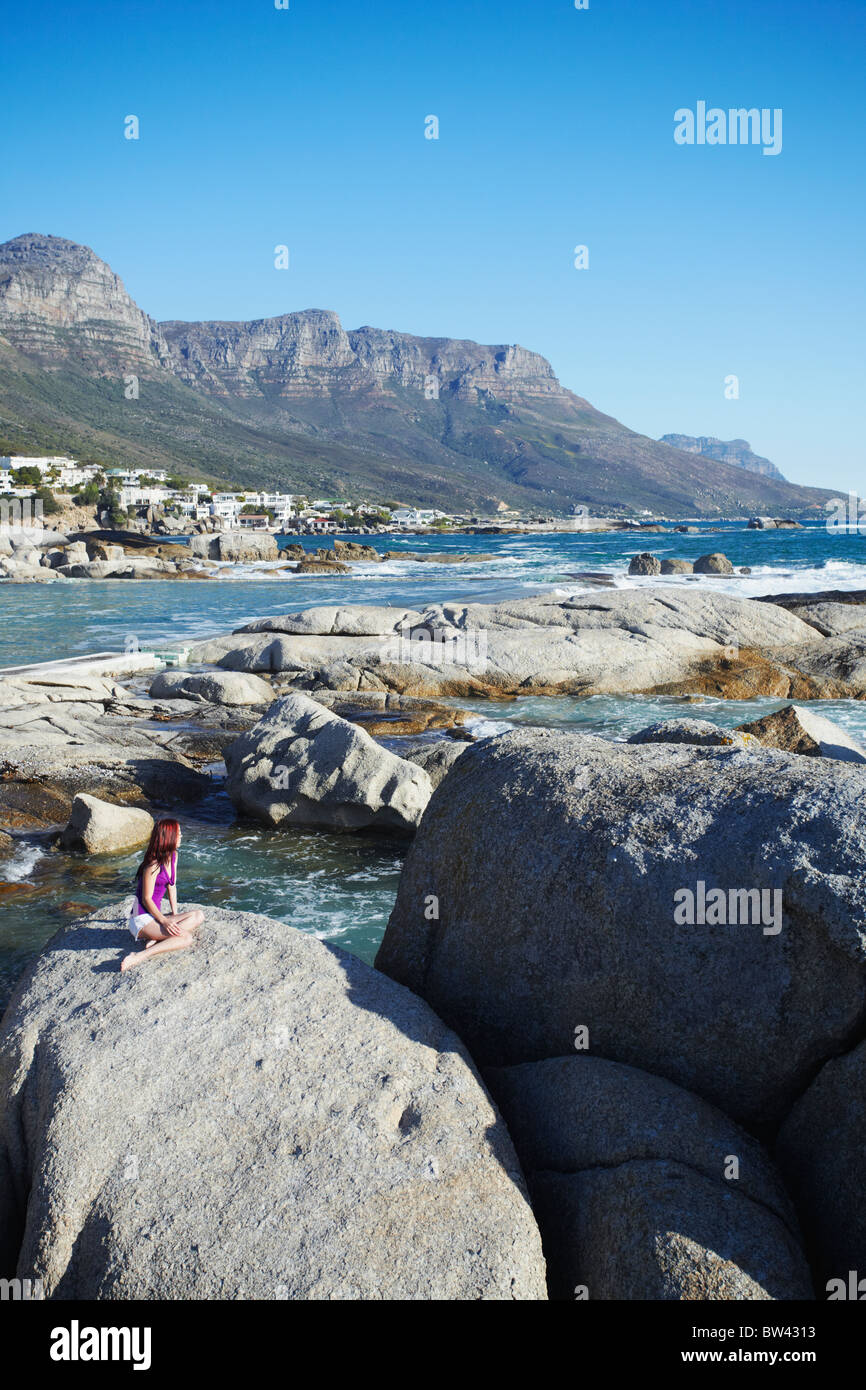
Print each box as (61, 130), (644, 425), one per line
(660, 434), (786, 482)
(0, 232), (170, 368)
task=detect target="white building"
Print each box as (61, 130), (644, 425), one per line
(210, 494), (243, 522)
(174, 499), (211, 519)
(0, 454), (73, 474)
(119, 486), (172, 508)
(107, 468), (169, 486)
(0, 455), (103, 491)
(390, 508), (442, 527)
(208, 491), (295, 526)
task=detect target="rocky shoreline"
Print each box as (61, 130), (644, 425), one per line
(0, 528), (497, 582)
(1, 585), (866, 1299)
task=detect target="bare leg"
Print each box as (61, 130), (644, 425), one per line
(143, 911), (202, 949)
(167, 909), (205, 932)
(120, 909), (204, 972)
(121, 931), (194, 972)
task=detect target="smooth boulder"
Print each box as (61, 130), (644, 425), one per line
(694, 553), (735, 575)
(628, 552), (661, 576)
(776, 1039), (866, 1292)
(400, 740), (470, 789)
(376, 728), (866, 1128)
(487, 1056), (812, 1300)
(236, 606), (425, 637)
(189, 532), (278, 563)
(225, 693), (432, 832)
(188, 591), (820, 699)
(149, 670), (273, 707)
(60, 794), (154, 855)
(0, 906), (546, 1300)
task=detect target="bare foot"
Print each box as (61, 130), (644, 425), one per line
(120, 952), (141, 972)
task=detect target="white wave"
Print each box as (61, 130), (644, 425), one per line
(1, 842), (44, 882)
(561, 564), (866, 601)
(465, 718), (515, 738)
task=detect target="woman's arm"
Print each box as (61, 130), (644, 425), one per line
(167, 853), (178, 915)
(140, 861), (179, 935)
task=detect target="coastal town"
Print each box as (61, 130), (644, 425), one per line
(0, 452), (551, 534)
(2, 452), (800, 541)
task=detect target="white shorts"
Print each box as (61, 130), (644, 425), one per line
(129, 912), (155, 941)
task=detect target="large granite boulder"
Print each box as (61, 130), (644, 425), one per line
(332, 539), (382, 563)
(60, 794), (154, 855)
(776, 1039), (866, 1292)
(189, 532), (278, 563)
(149, 670), (273, 707)
(0, 906), (546, 1300)
(628, 552), (661, 576)
(694, 553), (735, 575)
(187, 591), (820, 700)
(486, 1056), (812, 1300)
(782, 603), (866, 638)
(376, 729), (866, 1128)
(756, 633), (866, 699)
(225, 693), (432, 832)
(188, 534), (220, 560)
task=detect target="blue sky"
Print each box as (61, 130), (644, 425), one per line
(1, 0), (863, 489)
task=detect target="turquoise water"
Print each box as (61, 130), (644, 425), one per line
(2, 522), (866, 1011)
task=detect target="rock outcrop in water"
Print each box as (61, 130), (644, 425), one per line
(59, 794), (153, 855)
(188, 589), (835, 700)
(0, 906), (546, 1299)
(737, 704), (866, 763)
(225, 693), (432, 832)
(189, 532), (278, 564)
(0, 672), (212, 828)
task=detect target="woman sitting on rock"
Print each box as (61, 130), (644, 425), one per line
(121, 817), (204, 972)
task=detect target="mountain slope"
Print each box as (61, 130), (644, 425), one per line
(0, 234), (836, 516)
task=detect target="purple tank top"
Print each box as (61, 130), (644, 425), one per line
(135, 853), (176, 916)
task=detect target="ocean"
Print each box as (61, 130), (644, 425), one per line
(1, 520), (865, 1008)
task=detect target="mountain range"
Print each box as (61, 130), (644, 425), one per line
(658, 435), (786, 482)
(0, 234), (835, 517)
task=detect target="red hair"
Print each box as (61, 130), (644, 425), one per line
(136, 818), (180, 881)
